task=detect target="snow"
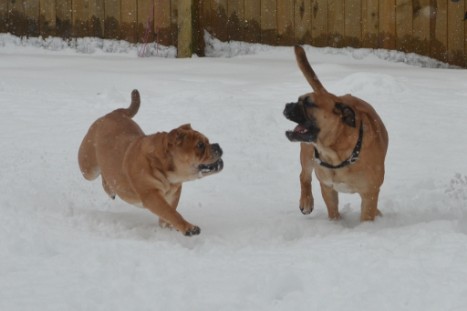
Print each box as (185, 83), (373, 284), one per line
(1, 32), (467, 310)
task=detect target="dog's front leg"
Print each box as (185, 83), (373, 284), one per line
(359, 191), (380, 221)
(141, 189), (200, 236)
(299, 143), (315, 214)
(320, 183), (340, 220)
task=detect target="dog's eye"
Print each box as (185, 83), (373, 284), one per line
(197, 142), (205, 151)
(303, 97), (315, 108)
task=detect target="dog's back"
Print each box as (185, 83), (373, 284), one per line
(78, 89), (143, 183)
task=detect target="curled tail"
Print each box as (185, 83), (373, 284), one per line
(124, 89), (141, 118)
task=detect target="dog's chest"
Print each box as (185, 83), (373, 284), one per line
(317, 170), (356, 194)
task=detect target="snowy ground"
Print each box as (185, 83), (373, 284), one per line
(1, 33), (467, 310)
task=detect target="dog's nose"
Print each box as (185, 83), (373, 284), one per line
(211, 143), (223, 157)
(283, 102), (297, 118)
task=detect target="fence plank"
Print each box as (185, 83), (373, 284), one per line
(88, 0), (105, 37)
(294, 0), (312, 44)
(465, 0), (467, 67)
(447, 0), (464, 66)
(431, 0), (448, 63)
(412, 0), (431, 56)
(244, 0), (261, 43)
(379, 0), (396, 49)
(56, 0), (72, 38)
(22, 0), (40, 37)
(327, 0), (344, 47)
(154, 0), (171, 45)
(138, 0), (155, 43)
(177, 0), (192, 57)
(344, 0), (360, 47)
(277, 0), (294, 45)
(311, 0), (328, 46)
(104, 0), (120, 39)
(121, 0), (137, 42)
(199, 0), (212, 38)
(261, 0), (277, 44)
(362, 0), (379, 48)
(228, 0), (244, 41)
(395, 0), (412, 52)
(211, 0), (228, 42)
(72, 0), (89, 37)
(39, 0), (56, 36)
(0, 0), (8, 33)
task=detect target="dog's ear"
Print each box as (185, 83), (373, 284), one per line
(178, 123), (192, 131)
(168, 128), (186, 145)
(333, 102), (356, 128)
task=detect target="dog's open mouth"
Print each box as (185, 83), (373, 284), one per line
(198, 158), (224, 176)
(285, 123), (319, 143)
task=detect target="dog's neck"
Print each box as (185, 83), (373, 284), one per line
(314, 121), (363, 169)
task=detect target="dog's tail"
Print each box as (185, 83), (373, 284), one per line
(294, 45), (327, 94)
(123, 89), (141, 118)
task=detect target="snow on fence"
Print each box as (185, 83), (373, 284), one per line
(0, 0), (466, 66)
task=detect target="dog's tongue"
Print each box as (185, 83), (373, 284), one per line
(294, 125), (308, 134)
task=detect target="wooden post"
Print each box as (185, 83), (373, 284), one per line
(177, 0), (193, 58)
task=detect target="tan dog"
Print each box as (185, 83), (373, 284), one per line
(78, 90), (223, 236)
(283, 46), (388, 221)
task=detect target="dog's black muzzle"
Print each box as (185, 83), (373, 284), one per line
(283, 102), (307, 124)
(283, 102), (320, 143)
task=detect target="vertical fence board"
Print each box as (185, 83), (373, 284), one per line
(227, 0), (244, 41)
(344, 0), (361, 47)
(104, 0), (121, 39)
(7, 0), (24, 36)
(121, 0), (137, 42)
(294, 0), (312, 44)
(379, 0), (395, 49)
(72, 0), (89, 37)
(465, 0), (467, 67)
(56, 0), (72, 38)
(328, 0), (344, 47)
(24, 0), (40, 37)
(311, 0), (328, 46)
(89, 0), (105, 37)
(362, 0), (379, 48)
(431, 0), (447, 62)
(261, 0), (277, 44)
(199, 0), (212, 38)
(0, 1), (7, 33)
(412, 0), (431, 56)
(39, 0), (56, 36)
(277, 0), (294, 45)
(244, 0), (261, 42)
(138, 0), (155, 43)
(395, 0), (412, 52)
(447, 0), (464, 66)
(154, 0), (171, 45)
(177, 0), (192, 57)
(211, 0), (228, 42)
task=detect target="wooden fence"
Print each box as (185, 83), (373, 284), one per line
(0, 0), (466, 67)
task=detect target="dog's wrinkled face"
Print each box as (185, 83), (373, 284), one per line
(167, 124), (223, 181)
(283, 92), (356, 144)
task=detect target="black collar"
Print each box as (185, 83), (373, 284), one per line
(314, 121), (363, 169)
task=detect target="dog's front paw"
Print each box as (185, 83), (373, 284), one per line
(299, 195), (314, 215)
(184, 226), (201, 237)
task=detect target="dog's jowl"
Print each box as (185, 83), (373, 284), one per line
(78, 90), (223, 236)
(284, 46), (388, 221)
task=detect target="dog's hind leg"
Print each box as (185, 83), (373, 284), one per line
(78, 129), (100, 181)
(360, 191), (380, 221)
(299, 143), (315, 214)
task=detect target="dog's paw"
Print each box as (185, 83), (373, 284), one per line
(184, 226), (201, 237)
(299, 195), (314, 215)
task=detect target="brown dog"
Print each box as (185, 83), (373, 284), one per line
(78, 90), (223, 236)
(283, 46), (388, 221)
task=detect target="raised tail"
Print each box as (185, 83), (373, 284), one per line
(294, 46), (327, 94)
(124, 89), (141, 118)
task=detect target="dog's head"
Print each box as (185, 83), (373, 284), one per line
(284, 46), (357, 145)
(166, 124), (223, 181)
